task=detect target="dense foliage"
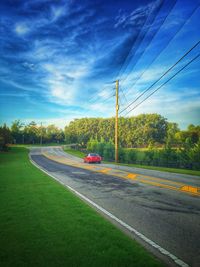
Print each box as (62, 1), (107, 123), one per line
(85, 137), (200, 170)
(65, 114), (200, 170)
(65, 114), (170, 147)
(10, 120), (65, 145)
(0, 120), (65, 151)
(1, 114), (200, 170)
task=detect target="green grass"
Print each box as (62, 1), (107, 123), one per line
(0, 147), (164, 267)
(64, 147), (86, 158)
(12, 143), (65, 147)
(64, 148), (200, 176)
(110, 162), (200, 176)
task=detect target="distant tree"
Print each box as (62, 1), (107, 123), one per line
(175, 124), (200, 146)
(166, 122), (180, 147)
(0, 124), (12, 151)
(24, 121), (38, 144)
(11, 120), (24, 144)
(46, 124), (64, 143)
(64, 114), (168, 148)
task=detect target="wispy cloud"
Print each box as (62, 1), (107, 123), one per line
(0, 0), (199, 129)
(15, 23), (29, 35)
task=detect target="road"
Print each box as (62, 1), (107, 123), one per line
(30, 147), (200, 267)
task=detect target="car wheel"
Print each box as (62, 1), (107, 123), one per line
(98, 161), (101, 164)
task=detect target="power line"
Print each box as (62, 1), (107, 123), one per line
(124, 52), (200, 116)
(90, 87), (116, 106)
(119, 0), (177, 86)
(122, 4), (200, 98)
(88, 81), (115, 102)
(120, 39), (200, 115)
(119, 86), (128, 106)
(116, 0), (165, 80)
(89, 86), (115, 103)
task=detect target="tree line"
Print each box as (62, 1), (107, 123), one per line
(64, 114), (200, 170)
(0, 120), (65, 151)
(1, 114), (200, 170)
(64, 114), (200, 148)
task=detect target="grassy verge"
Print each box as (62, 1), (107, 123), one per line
(64, 147), (86, 158)
(109, 162), (200, 176)
(11, 143), (65, 147)
(64, 148), (200, 176)
(0, 147), (164, 267)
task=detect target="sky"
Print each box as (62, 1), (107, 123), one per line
(0, 0), (200, 129)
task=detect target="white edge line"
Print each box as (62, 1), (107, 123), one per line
(29, 155), (190, 267)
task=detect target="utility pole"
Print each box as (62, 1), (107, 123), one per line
(115, 80), (119, 163)
(40, 122), (43, 145)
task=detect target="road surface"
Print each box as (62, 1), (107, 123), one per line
(29, 147), (200, 267)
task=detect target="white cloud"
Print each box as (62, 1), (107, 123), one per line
(15, 23), (29, 35)
(115, 0), (161, 28)
(51, 6), (66, 22)
(123, 86), (200, 129)
(89, 102), (114, 117)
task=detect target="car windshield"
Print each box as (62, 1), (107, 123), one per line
(89, 153), (99, 157)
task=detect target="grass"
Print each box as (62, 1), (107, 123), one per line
(64, 147), (86, 158)
(64, 148), (200, 176)
(11, 143), (65, 147)
(110, 162), (200, 176)
(0, 147), (164, 267)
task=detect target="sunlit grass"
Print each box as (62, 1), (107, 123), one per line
(0, 147), (164, 267)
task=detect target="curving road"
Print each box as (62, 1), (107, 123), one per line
(29, 147), (200, 267)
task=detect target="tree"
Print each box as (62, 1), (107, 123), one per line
(24, 121), (38, 144)
(11, 120), (24, 144)
(0, 124), (12, 151)
(166, 122), (180, 147)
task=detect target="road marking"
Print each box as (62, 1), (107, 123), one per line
(127, 173), (137, 179)
(41, 152), (200, 197)
(29, 155), (190, 267)
(180, 185), (198, 194)
(100, 168), (112, 173)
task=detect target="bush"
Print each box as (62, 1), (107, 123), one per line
(123, 149), (136, 163)
(103, 142), (115, 161)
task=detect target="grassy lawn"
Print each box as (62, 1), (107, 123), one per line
(64, 148), (200, 176)
(0, 147), (164, 267)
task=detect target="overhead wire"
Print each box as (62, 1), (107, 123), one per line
(122, 4), (200, 98)
(124, 52), (200, 116)
(119, 39), (200, 115)
(91, 87), (116, 106)
(89, 85), (115, 103)
(119, 0), (177, 86)
(116, 0), (165, 80)
(88, 81), (115, 102)
(117, 0), (175, 108)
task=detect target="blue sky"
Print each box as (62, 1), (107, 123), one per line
(0, 0), (200, 129)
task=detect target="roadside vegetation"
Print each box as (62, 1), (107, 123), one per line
(0, 147), (164, 267)
(64, 147), (200, 176)
(65, 115), (200, 171)
(1, 114), (200, 171)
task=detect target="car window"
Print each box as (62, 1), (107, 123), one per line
(89, 153), (99, 156)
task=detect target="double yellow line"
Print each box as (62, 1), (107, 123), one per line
(42, 152), (200, 197)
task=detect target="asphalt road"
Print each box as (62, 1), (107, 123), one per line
(30, 147), (200, 267)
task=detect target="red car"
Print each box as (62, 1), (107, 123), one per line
(84, 153), (102, 164)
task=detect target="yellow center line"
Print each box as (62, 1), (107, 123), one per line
(100, 168), (112, 173)
(41, 153), (200, 197)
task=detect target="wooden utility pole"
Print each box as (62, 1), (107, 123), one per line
(115, 80), (119, 163)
